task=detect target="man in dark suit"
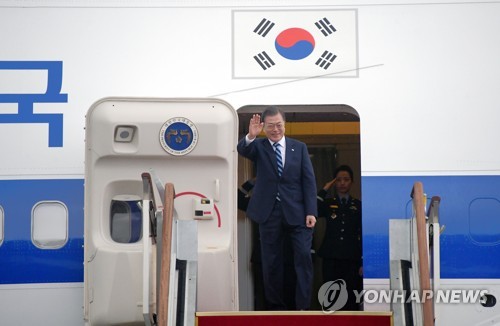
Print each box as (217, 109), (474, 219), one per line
(237, 178), (297, 310)
(237, 106), (317, 310)
(317, 165), (362, 311)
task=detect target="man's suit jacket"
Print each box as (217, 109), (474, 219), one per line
(237, 136), (317, 225)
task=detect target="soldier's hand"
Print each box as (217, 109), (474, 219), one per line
(323, 178), (336, 191)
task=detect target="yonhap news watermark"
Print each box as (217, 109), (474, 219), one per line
(359, 288), (488, 304)
(318, 279), (489, 312)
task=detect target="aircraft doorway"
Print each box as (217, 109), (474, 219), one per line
(236, 104), (361, 311)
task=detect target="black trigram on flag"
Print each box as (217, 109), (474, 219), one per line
(315, 51), (337, 70)
(253, 18), (275, 37)
(315, 17), (336, 36)
(254, 51), (275, 70)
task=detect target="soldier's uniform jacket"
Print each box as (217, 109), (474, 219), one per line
(316, 189), (362, 262)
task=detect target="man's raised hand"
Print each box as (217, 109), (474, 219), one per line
(248, 114), (264, 140)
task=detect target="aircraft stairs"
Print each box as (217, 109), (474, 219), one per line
(138, 176), (394, 326)
(195, 181), (439, 326)
(389, 182), (442, 326)
(87, 175), (435, 325)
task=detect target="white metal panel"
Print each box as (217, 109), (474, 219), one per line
(0, 3), (499, 177)
(84, 98), (238, 324)
(0, 283), (84, 326)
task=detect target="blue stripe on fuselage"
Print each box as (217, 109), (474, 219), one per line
(0, 179), (83, 284)
(362, 175), (500, 279)
(0, 176), (499, 284)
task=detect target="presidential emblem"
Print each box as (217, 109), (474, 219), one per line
(159, 117), (198, 156)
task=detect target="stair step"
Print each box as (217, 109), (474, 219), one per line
(196, 311), (393, 326)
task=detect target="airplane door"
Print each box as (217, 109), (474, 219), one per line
(83, 98), (238, 325)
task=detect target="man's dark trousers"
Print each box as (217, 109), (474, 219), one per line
(259, 200), (313, 310)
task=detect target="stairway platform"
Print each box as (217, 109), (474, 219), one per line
(196, 311), (393, 326)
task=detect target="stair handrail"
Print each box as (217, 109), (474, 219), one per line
(411, 182), (434, 326)
(158, 183), (175, 326)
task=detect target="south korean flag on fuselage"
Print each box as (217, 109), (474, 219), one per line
(232, 9), (358, 79)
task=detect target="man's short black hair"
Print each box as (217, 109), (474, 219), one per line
(261, 106), (286, 123)
(334, 165), (354, 181)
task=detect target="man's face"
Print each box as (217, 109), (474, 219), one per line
(335, 171), (352, 196)
(263, 113), (285, 143)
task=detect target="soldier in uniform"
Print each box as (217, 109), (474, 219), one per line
(317, 165), (362, 311)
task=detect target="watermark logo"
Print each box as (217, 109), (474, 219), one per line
(318, 279), (348, 312)
(318, 279), (490, 313)
(358, 289), (489, 304)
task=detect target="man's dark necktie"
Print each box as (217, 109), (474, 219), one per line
(274, 143), (283, 177)
(341, 197), (347, 207)
(274, 143), (283, 201)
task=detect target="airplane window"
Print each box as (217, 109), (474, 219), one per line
(110, 195), (142, 243)
(31, 201), (68, 249)
(0, 206), (3, 246)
